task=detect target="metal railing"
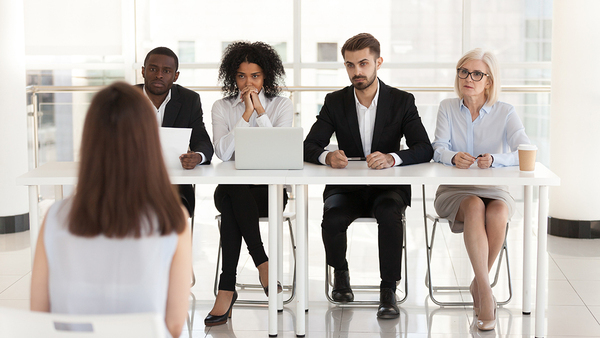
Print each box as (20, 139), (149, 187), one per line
(26, 85), (551, 94)
(26, 85), (551, 169)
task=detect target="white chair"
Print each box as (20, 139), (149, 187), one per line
(0, 307), (165, 338)
(421, 185), (512, 307)
(325, 216), (408, 306)
(213, 211), (297, 305)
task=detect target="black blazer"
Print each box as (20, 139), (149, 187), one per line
(136, 83), (214, 215)
(304, 79), (433, 206)
(136, 83), (214, 161)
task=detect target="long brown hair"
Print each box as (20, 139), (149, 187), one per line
(69, 82), (186, 238)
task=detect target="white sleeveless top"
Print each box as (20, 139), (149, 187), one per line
(44, 198), (178, 317)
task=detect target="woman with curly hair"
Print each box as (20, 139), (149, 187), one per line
(205, 41), (293, 326)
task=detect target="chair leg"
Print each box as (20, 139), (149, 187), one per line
(424, 216), (512, 306)
(213, 215), (297, 305)
(213, 216), (222, 298)
(325, 216), (408, 306)
(190, 201), (196, 288)
(186, 292), (196, 338)
(286, 218), (297, 300)
(190, 185), (196, 288)
(398, 216), (408, 304)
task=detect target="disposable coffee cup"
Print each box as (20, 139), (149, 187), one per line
(517, 144), (537, 172)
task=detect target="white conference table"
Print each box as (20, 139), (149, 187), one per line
(17, 161), (298, 337)
(18, 160), (560, 338)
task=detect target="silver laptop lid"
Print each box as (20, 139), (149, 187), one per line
(234, 127), (304, 170)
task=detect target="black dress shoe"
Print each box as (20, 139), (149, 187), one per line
(377, 288), (399, 319)
(205, 291), (238, 326)
(332, 269), (354, 302)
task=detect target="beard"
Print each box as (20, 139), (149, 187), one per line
(352, 73), (377, 90)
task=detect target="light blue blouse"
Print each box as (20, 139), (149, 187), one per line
(432, 98), (530, 167)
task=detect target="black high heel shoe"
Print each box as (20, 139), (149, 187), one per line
(204, 290), (238, 327)
(260, 276), (283, 296)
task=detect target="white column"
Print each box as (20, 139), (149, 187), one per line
(0, 0), (29, 233)
(549, 0), (600, 222)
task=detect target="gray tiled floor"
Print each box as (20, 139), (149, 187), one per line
(1, 184), (600, 337)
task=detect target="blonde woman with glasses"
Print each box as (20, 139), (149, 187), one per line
(432, 49), (531, 331)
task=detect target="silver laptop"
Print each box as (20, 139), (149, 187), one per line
(235, 127), (304, 169)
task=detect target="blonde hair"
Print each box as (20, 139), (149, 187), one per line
(454, 48), (500, 106)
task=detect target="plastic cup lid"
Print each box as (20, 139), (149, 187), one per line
(518, 144), (537, 151)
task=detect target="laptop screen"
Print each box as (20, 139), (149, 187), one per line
(234, 127), (304, 170)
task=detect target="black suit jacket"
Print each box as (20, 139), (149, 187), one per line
(136, 83), (214, 161)
(136, 83), (214, 215)
(303, 79), (433, 206)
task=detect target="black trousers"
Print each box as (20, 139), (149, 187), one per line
(321, 187), (406, 287)
(214, 184), (288, 291)
(178, 184), (195, 218)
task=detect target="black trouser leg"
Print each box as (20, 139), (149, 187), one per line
(368, 189), (406, 287)
(214, 184), (287, 291)
(321, 192), (365, 271)
(178, 184), (195, 218)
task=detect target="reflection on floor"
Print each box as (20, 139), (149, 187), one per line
(2, 184), (600, 337)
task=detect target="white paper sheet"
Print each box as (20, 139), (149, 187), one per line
(159, 127), (192, 169)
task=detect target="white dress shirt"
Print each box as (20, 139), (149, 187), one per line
(143, 85), (171, 125)
(143, 85), (206, 164)
(432, 98), (530, 167)
(318, 80), (402, 166)
(211, 90), (294, 161)
(356, 83), (379, 158)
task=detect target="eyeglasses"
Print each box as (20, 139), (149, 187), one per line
(457, 68), (489, 82)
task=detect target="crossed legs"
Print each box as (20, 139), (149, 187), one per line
(456, 195), (508, 326)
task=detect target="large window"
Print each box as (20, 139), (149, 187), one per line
(24, 0), (553, 167)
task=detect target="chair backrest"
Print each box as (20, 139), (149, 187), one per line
(0, 307), (166, 338)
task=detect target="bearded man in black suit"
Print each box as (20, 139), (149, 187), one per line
(304, 33), (433, 318)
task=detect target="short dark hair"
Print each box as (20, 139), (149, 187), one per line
(218, 41), (285, 98)
(144, 47), (179, 71)
(341, 33), (381, 59)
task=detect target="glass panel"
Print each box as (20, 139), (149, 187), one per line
(178, 41), (196, 63)
(24, 0), (122, 56)
(301, 0), (462, 67)
(526, 20), (540, 39)
(25, 0), (554, 170)
(317, 43), (338, 62)
(135, 0), (294, 68)
(471, 0), (552, 64)
(272, 42), (288, 63)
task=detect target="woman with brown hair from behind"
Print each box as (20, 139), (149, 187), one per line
(30, 82), (191, 338)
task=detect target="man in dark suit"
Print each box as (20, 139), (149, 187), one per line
(304, 33), (433, 318)
(138, 47), (214, 218)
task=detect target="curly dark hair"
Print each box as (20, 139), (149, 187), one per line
(218, 41), (286, 98)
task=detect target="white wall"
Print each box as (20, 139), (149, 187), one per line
(0, 0), (29, 217)
(549, 0), (600, 220)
